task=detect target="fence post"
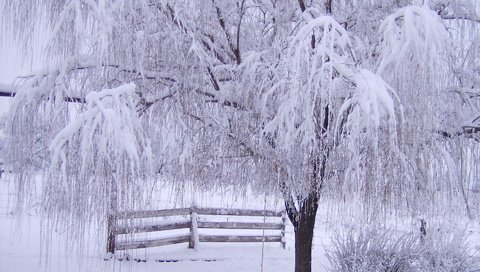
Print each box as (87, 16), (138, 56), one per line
(106, 175), (118, 255)
(281, 211), (287, 249)
(106, 213), (117, 254)
(189, 210), (199, 250)
(420, 218), (427, 243)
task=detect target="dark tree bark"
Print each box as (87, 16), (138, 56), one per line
(284, 159), (323, 272)
(291, 192), (319, 272)
(325, 0), (332, 14)
(297, 0), (306, 12)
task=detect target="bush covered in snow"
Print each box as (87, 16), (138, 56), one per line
(326, 226), (479, 272)
(420, 229), (479, 272)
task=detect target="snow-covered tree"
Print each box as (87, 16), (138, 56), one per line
(2, 1), (480, 272)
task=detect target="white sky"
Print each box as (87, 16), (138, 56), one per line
(0, 12), (45, 117)
(0, 16), (18, 116)
(0, 32), (19, 116)
(0, 41), (17, 116)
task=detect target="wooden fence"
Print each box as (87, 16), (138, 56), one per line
(107, 207), (287, 253)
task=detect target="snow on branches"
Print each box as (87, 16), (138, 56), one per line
(51, 82), (151, 174)
(261, 16), (355, 158)
(375, 5), (472, 215)
(47, 82), (152, 224)
(377, 5), (454, 147)
(378, 5), (451, 75)
(255, 15), (402, 205)
(339, 69), (399, 146)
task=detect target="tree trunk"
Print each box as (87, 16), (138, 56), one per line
(286, 192), (319, 272)
(282, 149), (325, 272)
(325, 0), (332, 14)
(294, 212), (317, 272)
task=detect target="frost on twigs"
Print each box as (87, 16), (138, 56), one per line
(377, 5), (451, 133)
(256, 15), (402, 208)
(376, 5), (468, 215)
(326, 226), (480, 272)
(335, 69), (405, 215)
(4, 54), (118, 216)
(377, 5), (451, 132)
(46, 82), (152, 242)
(378, 5), (451, 76)
(6, 68), (70, 212)
(431, 0), (479, 20)
(260, 16), (355, 164)
(377, 5), (452, 137)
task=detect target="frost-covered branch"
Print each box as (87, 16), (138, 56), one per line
(440, 14), (480, 23)
(47, 82), (152, 227)
(377, 6), (451, 75)
(433, 0), (480, 23)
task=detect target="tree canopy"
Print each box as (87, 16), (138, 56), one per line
(2, 1), (480, 271)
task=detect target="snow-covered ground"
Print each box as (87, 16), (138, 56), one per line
(0, 176), (334, 272)
(2, 174), (480, 272)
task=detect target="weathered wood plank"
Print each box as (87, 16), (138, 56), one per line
(116, 235), (191, 250)
(197, 221), (283, 230)
(116, 207), (282, 219)
(198, 235), (282, 243)
(116, 221), (191, 234)
(195, 208), (282, 217)
(116, 208), (192, 219)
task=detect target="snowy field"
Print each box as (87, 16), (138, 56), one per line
(0, 176), (334, 272)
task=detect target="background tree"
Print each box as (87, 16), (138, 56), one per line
(2, 1), (480, 272)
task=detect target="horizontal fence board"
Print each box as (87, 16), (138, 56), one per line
(116, 221), (191, 235)
(197, 221), (283, 230)
(199, 235), (282, 243)
(116, 208), (192, 219)
(195, 208), (282, 217)
(116, 207), (283, 219)
(116, 235), (191, 250)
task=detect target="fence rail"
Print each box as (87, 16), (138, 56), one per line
(116, 235), (191, 250)
(115, 221), (191, 235)
(197, 221), (283, 230)
(107, 207), (286, 253)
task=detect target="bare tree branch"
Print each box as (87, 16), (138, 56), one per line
(440, 14), (480, 23)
